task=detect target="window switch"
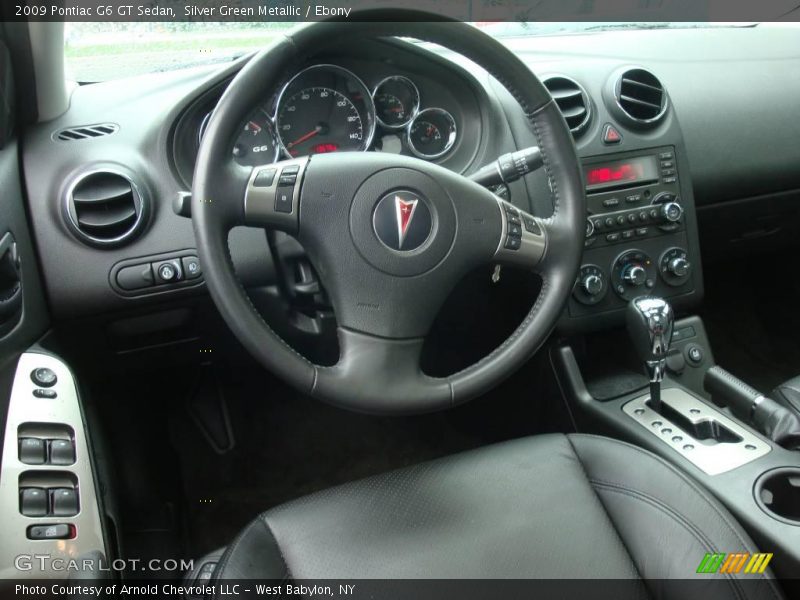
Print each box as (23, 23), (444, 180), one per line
(19, 438), (47, 465)
(49, 440), (76, 465)
(20, 488), (49, 517)
(50, 488), (79, 517)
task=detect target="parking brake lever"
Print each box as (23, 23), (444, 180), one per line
(705, 366), (800, 450)
(469, 146), (543, 188)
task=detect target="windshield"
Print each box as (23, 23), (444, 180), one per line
(65, 22), (752, 83)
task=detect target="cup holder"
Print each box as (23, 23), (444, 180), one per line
(754, 468), (800, 525)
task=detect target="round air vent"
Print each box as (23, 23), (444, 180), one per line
(64, 170), (147, 247)
(543, 76), (591, 137)
(614, 68), (668, 125)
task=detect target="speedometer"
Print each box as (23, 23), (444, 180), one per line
(275, 65), (375, 158)
(278, 87), (363, 156)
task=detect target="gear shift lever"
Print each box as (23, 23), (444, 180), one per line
(627, 297), (674, 412)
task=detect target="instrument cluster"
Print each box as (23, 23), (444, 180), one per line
(198, 64), (458, 167)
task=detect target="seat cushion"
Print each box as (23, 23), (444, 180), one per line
(213, 434), (783, 598)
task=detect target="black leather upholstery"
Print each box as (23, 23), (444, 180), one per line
(213, 434), (783, 598)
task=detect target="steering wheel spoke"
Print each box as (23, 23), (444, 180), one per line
(492, 199), (547, 271)
(242, 157), (309, 232)
(314, 328), (451, 413)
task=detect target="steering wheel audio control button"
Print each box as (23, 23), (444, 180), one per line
(504, 236), (521, 250)
(31, 367), (57, 388)
(275, 187), (294, 214)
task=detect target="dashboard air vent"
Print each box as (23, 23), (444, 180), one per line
(55, 123), (119, 141)
(615, 68), (667, 123)
(543, 76), (591, 136)
(64, 171), (146, 247)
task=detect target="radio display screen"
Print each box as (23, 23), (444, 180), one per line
(584, 156), (660, 191)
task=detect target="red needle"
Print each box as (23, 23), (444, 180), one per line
(287, 127), (320, 149)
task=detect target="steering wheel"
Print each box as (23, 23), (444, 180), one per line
(192, 14), (585, 414)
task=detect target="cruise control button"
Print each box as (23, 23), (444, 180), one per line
(31, 368), (57, 388)
(20, 488), (48, 517)
(19, 438), (47, 465)
(181, 256), (202, 280)
(51, 488), (79, 517)
(275, 187), (293, 214)
(252, 168), (276, 188)
(281, 165), (300, 175)
(278, 174), (297, 187)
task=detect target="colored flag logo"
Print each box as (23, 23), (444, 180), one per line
(696, 552), (773, 574)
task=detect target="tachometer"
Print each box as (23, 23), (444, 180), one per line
(276, 65), (375, 158)
(199, 109), (279, 167)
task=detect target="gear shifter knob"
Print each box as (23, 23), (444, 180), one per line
(627, 297), (674, 410)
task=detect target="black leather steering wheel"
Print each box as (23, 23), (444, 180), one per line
(192, 14), (585, 414)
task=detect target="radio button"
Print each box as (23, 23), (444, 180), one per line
(616, 215), (626, 226)
(602, 198), (620, 208)
(606, 233), (621, 243)
(625, 194), (642, 204)
(636, 227), (649, 236)
(627, 213), (637, 223)
(604, 217), (615, 228)
(639, 211), (648, 221)
(622, 230), (634, 240)
(660, 161), (674, 169)
(659, 151), (674, 160)
(664, 176), (677, 184)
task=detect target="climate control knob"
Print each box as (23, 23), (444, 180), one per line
(623, 265), (647, 286)
(573, 264), (608, 305)
(583, 274), (604, 296)
(668, 257), (689, 277)
(659, 247), (691, 287)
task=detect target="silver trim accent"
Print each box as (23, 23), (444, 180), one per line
(243, 156), (309, 231)
(274, 64), (377, 159)
(406, 107), (457, 160)
(62, 168), (147, 247)
(751, 395), (767, 421)
(623, 388), (771, 476)
(492, 199), (547, 268)
(372, 75), (420, 130)
(0, 353), (106, 578)
(613, 67), (669, 125)
(542, 74), (592, 136)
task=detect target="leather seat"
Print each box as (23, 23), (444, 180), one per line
(212, 434), (783, 598)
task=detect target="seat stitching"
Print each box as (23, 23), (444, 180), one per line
(211, 518), (262, 597)
(564, 436), (649, 598)
(261, 516), (291, 582)
(591, 481), (749, 600)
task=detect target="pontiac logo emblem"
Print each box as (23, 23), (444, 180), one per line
(373, 191), (432, 252)
(395, 196), (418, 249)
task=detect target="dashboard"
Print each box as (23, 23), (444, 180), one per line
(19, 25), (800, 338)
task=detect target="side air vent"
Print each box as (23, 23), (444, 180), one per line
(543, 76), (591, 136)
(615, 68), (668, 124)
(64, 171), (147, 247)
(54, 123), (119, 142)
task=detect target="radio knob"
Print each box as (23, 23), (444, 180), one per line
(623, 265), (647, 286)
(668, 257), (690, 277)
(582, 274), (604, 296)
(661, 201), (683, 223)
(585, 219), (595, 238)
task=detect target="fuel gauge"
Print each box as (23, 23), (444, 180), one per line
(407, 108), (457, 160)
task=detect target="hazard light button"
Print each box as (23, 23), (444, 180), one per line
(602, 124), (622, 145)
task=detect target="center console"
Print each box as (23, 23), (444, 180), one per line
(562, 143), (703, 330)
